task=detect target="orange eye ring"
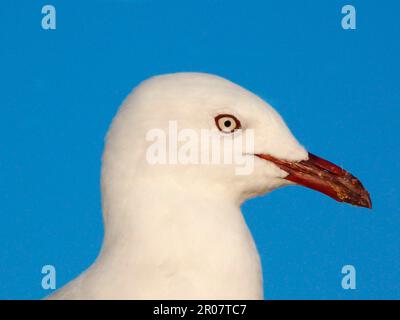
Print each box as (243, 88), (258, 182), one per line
(214, 114), (241, 133)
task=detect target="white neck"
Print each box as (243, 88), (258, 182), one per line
(95, 173), (263, 299)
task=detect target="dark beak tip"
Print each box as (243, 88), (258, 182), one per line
(333, 189), (372, 209)
(364, 194), (373, 209)
(350, 180), (372, 209)
(356, 198), (372, 209)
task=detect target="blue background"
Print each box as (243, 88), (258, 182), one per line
(0, 0), (399, 299)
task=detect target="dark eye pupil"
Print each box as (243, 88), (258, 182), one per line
(224, 120), (232, 127)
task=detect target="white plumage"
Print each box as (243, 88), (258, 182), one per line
(48, 72), (309, 300)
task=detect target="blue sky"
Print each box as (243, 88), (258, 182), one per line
(0, 0), (399, 299)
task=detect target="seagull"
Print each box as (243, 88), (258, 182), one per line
(48, 72), (371, 300)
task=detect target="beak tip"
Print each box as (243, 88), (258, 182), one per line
(364, 195), (373, 209)
(344, 188), (372, 209)
(353, 182), (372, 209)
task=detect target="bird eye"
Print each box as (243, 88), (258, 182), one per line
(215, 114), (241, 133)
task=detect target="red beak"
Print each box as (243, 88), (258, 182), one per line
(256, 152), (372, 209)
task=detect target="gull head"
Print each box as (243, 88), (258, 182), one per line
(47, 72), (372, 300)
(102, 72), (371, 209)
